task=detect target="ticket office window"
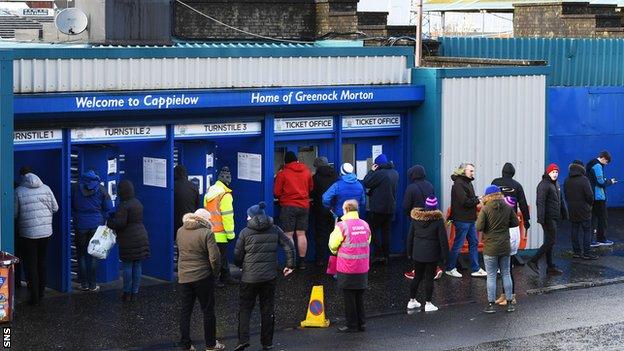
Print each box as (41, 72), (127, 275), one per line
(342, 143), (355, 168)
(298, 146), (317, 173)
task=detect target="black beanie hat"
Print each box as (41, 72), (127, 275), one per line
(284, 151), (297, 164)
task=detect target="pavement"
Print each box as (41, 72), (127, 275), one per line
(8, 209), (624, 350)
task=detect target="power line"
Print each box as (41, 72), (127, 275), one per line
(175, 0), (313, 44)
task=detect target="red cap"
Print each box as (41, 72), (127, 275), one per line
(546, 163), (559, 174)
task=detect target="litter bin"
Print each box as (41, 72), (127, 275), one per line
(0, 252), (19, 323)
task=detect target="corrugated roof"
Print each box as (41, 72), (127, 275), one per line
(424, 0), (624, 12)
(440, 36), (624, 86)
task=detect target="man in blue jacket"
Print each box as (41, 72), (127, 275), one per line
(586, 150), (618, 247)
(322, 163), (366, 219)
(71, 170), (114, 291)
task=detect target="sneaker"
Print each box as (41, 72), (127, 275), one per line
(598, 240), (614, 246)
(206, 341), (226, 351)
(89, 285), (100, 292)
(484, 303), (496, 314)
(424, 302), (438, 312)
(572, 252), (582, 259)
(407, 299), (421, 310)
(527, 261), (539, 274)
(471, 268), (487, 277)
(547, 266), (563, 276)
(445, 268), (462, 278)
(434, 267), (443, 280)
(581, 254), (599, 260)
(590, 241), (601, 248)
(404, 270), (415, 280)
(78, 285), (90, 292)
(506, 303), (516, 313)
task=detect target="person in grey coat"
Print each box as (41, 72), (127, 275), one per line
(233, 202), (295, 351)
(14, 171), (58, 306)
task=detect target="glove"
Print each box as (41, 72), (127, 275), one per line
(524, 221), (531, 230)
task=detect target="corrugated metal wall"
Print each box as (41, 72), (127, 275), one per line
(440, 75), (546, 249)
(440, 37), (624, 87)
(13, 56), (409, 93)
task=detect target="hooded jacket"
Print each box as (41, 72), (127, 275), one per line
(476, 193), (519, 257)
(322, 173), (366, 217)
(586, 158), (614, 201)
(536, 174), (568, 224)
(174, 165), (200, 234)
(402, 165), (435, 215)
(176, 213), (221, 284)
(362, 162), (399, 214)
(564, 163), (594, 222)
(274, 162), (313, 209)
(234, 213), (295, 283)
(14, 173), (59, 239)
(406, 208), (448, 263)
(71, 171), (114, 231)
(203, 180), (234, 243)
(311, 165), (338, 214)
(107, 180), (151, 261)
(491, 163), (531, 223)
(450, 174), (479, 222)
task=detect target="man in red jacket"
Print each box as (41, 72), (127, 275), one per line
(274, 151), (313, 270)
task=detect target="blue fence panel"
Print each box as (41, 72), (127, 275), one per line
(548, 87), (624, 207)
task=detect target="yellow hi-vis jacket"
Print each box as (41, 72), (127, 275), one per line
(203, 180), (235, 243)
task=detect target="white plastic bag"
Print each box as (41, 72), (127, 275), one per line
(88, 225), (116, 259)
(509, 226), (521, 256)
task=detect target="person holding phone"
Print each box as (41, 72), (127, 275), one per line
(586, 150), (618, 247)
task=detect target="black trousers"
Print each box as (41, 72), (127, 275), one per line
(592, 200), (608, 242)
(410, 261), (436, 301)
(369, 212), (392, 259)
(238, 279), (276, 347)
(343, 289), (365, 330)
(531, 220), (557, 268)
(22, 237), (49, 304)
(179, 277), (216, 349)
(217, 243), (230, 281)
(313, 209), (334, 263)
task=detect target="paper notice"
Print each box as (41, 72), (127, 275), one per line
(107, 158), (117, 175)
(372, 145), (383, 161)
(356, 160), (368, 180)
(238, 152), (262, 182)
(188, 175), (204, 194)
(143, 157), (167, 188)
(206, 153), (214, 169)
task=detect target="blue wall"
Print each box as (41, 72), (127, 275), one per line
(549, 87), (624, 206)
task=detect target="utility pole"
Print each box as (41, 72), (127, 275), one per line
(415, 0), (423, 67)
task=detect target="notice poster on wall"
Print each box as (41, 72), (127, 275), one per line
(188, 175), (204, 195)
(356, 160), (368, 181)
(206, 154), (214, 169)
(108, 180), (117, 202)
(372, 145), (383, 161)
(238, 152), (262, 182)
(143, 157), (167, 188)
(107, 158), (117, 175)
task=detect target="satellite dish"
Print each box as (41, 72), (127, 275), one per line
(55, 8), (88, 35)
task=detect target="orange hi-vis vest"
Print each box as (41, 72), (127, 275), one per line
(205, 193), (226, 233)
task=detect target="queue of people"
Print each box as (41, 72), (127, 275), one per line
(12, 148), (619, 347)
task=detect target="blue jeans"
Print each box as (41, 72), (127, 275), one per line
(76, 229), (99, 289)
(484, 255), (512, 302)
(571, 220), (591, 255)
(446, 220), (480, 272)
(122, 260), (142, 293)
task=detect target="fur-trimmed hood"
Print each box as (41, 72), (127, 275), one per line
(410, 208), (444, 221)
(182, 213), (214, 232)
(481, 192), (503, 205)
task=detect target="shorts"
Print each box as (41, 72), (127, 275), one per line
(279, 206), (309, 232)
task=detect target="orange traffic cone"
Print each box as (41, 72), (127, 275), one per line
(300, 285), (330, 328)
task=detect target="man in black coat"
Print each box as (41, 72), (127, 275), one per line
(491, 162), (531, 231)
(174, 165), (200, 240)
(363, 154), (399, 264)
(310, 157), (338, 266)
(528, 163), (568, 275)
(233, 202), (295, 351)
(564, 160), (596, 260)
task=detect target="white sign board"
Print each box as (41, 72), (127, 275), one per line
(342, 115), (401, 130)
(175, 122), (262, 138)
(71, 126), (166, 142)
(274, 117), (334, 134)
(22, 8), (53, 16)
(107, 158), (117, 175)
(237, 152), (262, 182)
(143, 157), (167, 188)
(206, 154), (214, 169)
(372, 145), (383, 161)
(13, 129), (62, 144)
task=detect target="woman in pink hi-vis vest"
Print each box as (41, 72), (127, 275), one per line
(328, 199), (371, 333)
